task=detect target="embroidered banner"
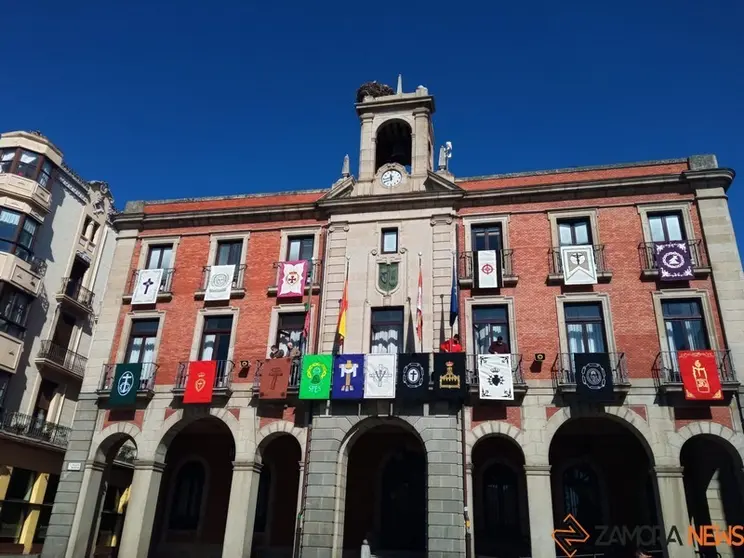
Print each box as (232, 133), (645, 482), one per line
(397, 353), (430, 401)
(364, 354), (397, 399)
(332, 354), (365, 400)
(277, 260), (308, 299)
(655, 242), (694, 281)
(131, 269), (163, 305)
(573, 352), (614, 402)
(184, 360), (217, 404)
(433, 353), (467, 400)
(475, 250), (500, 289)
(678, 350), (723, 401)
(477, 354), (514, 400)
(299, 354), (332, 399)
(204, 265), (236, 301)
(259, 358), (291, 400)
(560, 245), (597, 285)
(109, 363), (142, 407)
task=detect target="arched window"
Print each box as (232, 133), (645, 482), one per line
(168, 460), (205, 530)
(483, 463), (520, 537)
(563, 463), (603, 528)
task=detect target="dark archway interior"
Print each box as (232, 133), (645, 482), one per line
(549, 418), (661, 554)
(375, 120), (412, 172)
(252, 434), (302, 554)
(681, 435), (744, 558)
(472, 436), (529, 558)
(150, 417), (235, 557)
(343, 425), (426, 557)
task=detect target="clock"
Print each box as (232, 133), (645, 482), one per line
(380, 169), (402, 188)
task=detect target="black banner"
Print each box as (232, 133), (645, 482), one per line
(397, 353), (430, 401)
(433, 353), (467, 400)
(573, 352), (614, 402)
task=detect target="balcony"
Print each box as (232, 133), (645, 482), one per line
(35, 341), (87, 380)
(252, 358), (302, 395)
(194, 265), (247, 300)
(0, 410), (70, 450)
(97, 362), (159, 400)
(0, 172), (52, 213)
(638, 240), (711, 279)
(547, 245), (612, 284)
(552, 352), (630, 394)
(458, 250), (518, 288)
(122, 268), (175, 303)
(55, 278), (95, 315)
(653, 350), (738, 397)
(173, 360), (235, 398)
(267, 259), (322, 296)
(0, 249), (44, 297)
(465, 353), (527, 396)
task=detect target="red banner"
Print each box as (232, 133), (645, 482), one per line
(184, 360), (217, 404)
(259, 358), (291, 399)
(678, 350), (723, 401)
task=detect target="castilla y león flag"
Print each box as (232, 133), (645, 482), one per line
(184, 360), (217, 404)
(677, 350), (723, 401)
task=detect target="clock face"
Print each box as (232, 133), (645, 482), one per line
(380, 169), (402, 188)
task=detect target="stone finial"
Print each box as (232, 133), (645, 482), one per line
(396, 74), (403, 94)
(342, 154), (350, 178)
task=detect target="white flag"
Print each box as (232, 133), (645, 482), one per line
(278, 260), (308, 298)
(560, 245), (597, 285)
(364, 354), (397, 399)
(131, 269), (163, 305)
(204, 265), (235, 301)
(476, 250), (499, 288)
(477, 354), (514, 400)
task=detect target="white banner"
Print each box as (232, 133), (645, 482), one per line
(560, 245), (597, 285)
(364, 354), (397, 399)
(477, 354), (514, 400)
(131, 269), (163, 305)
(278, 260), (308, 298)
(204, 265), (235, 301)
(476, 250), (499, 288)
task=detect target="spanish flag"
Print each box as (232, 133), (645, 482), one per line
(337, 267), (349, 348)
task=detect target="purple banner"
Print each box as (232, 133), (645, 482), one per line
(655, 242), (694, 281)
(332, 354), (365, 400)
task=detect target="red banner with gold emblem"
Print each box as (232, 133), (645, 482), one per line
(184, 360), (217, 404)
(678, 350), (723, 401)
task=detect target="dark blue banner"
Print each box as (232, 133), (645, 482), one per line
(332, 354), (365, 400)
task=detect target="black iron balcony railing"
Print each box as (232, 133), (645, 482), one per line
(458, 250), (517, 286)
(174, 360), (235, 392)
(37, 340), (88, 377)
(465, 353), (526, 389)
(199, 265), (247, 292)
(60, 278), (94, 309)
(548, 245), (610, 277)
(253, 357), (302, 392)
(653, 350), (737, 387)
(99, 362), (159, 392)
(270, 259), (323, 290)
(125, 268), (175, 297)
(552, 352), (629, 388)
(638, 240), (709, 274)
(0, 410), (71, 449)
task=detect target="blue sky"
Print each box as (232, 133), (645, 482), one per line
(1, 1), (742, 252)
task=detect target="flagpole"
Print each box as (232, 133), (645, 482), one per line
(418, 252), (422, 353)
(341, 257), (349, 354)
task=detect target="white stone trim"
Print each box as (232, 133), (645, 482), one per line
(207, 231), (250, 266)
(651, 289), (720, 352)
(89, 422), (141, 461)
(115, 310), (167, 363)
(555, 292), (617, 355)
(188, 307), (240, 361)
(465, 420), (524, 466)
(266, 303), (316, 358)
(547, 208), (599, 246)
(637, 201), (695, 243)
(255, 420), (307, 462)
(463, 295), (518, 355)
(135, 236), (182, 269)
(278, 227), (322, 262)
(152, 407), (242, 462)
(160, 455), (211, 541)
(0, 197), (43, 222)
(376, 220), (402, 255)
(668, 422), (744, 467)
(461, 214), (511, 251)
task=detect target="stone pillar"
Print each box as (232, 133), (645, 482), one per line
(412, 108), (430, 176)
(524, 465), (555, 558)
(465, 462), (475, 558)
(19, 472), (49, 553)
(84, 218), (95, 241)
(358, 113), (375, 181)
(319, 223), (350, 353)
(221, 461), (262, 558)
(117, 460), (165, 558)
(655, 466), (695, 558)
(294, 460), (305, 536)
(430, 214), (456, 352)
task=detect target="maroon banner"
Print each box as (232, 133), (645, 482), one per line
(260, 358), (291, 399)
(184, 361), (217, 404)
(678, 350), (723, 401)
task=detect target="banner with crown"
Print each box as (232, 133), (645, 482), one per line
(397, 353), (430, 401)
(677, 350), (723, 401)
(433, 353), (466, 400)
(332, 354), (365, 400)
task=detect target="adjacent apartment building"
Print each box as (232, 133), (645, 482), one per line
(0, 131), (116, 555)
(39, 82), (744, 558)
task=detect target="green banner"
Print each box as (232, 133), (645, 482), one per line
(299, 355), (332, 400)
(109, 363), (143, 407)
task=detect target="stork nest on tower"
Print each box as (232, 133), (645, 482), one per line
(356, 81), (394, 103)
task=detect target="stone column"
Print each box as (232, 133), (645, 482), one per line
(63, 460), (106, 558)
(222, 461), (262, 558)
(358, 113), (375, 181)
(117, 460), (165, 558)
(655, 466), (695, 558)
(524, 465), (555, 558)
(412, 108), (430, 176)
(465, 462), (475, 558)
(294, 460), (305, 537)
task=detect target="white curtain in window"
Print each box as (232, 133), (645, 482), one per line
(371, 326), (399, 354)
(475, 324), (490, 353)
(0, 210), (20, 226)
(19, 152), (38, 165)
(0, 151), (14, 162)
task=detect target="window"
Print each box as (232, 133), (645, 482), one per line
(0, 372), (8, 408)
(662, 300), (709, 353)
(15, 151), (40, 180)
(563, 464), (603, 532)
(215, 240), (242, 266)
(0, 148), (55, 189)
(146, 244), (173, 269)
(168, 461), (205, 531)
(32, 379), (57, 425)
(124, 319), (159, 364)
(32, 474), (59, 544)
(0, 208), (39, 262)
(649, 212), (685, 242)
(37, 161), (53, 189)
(558, 218), (592, 246)
(0, 150), (14, 173)
(565, 303), (607, 354)
(370, 308), (404, 354)
(0, 286), (32, 339)
(276, 312), (306, 355)
(483, 463), (520, 537)
(381, 228), (398, 254)
(472, 306), (510, 353)
(0, 468), (35, 544)
(199, 316), (233, 361)
(471, 224), (503, 252)
(287, 236), (314, 261)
